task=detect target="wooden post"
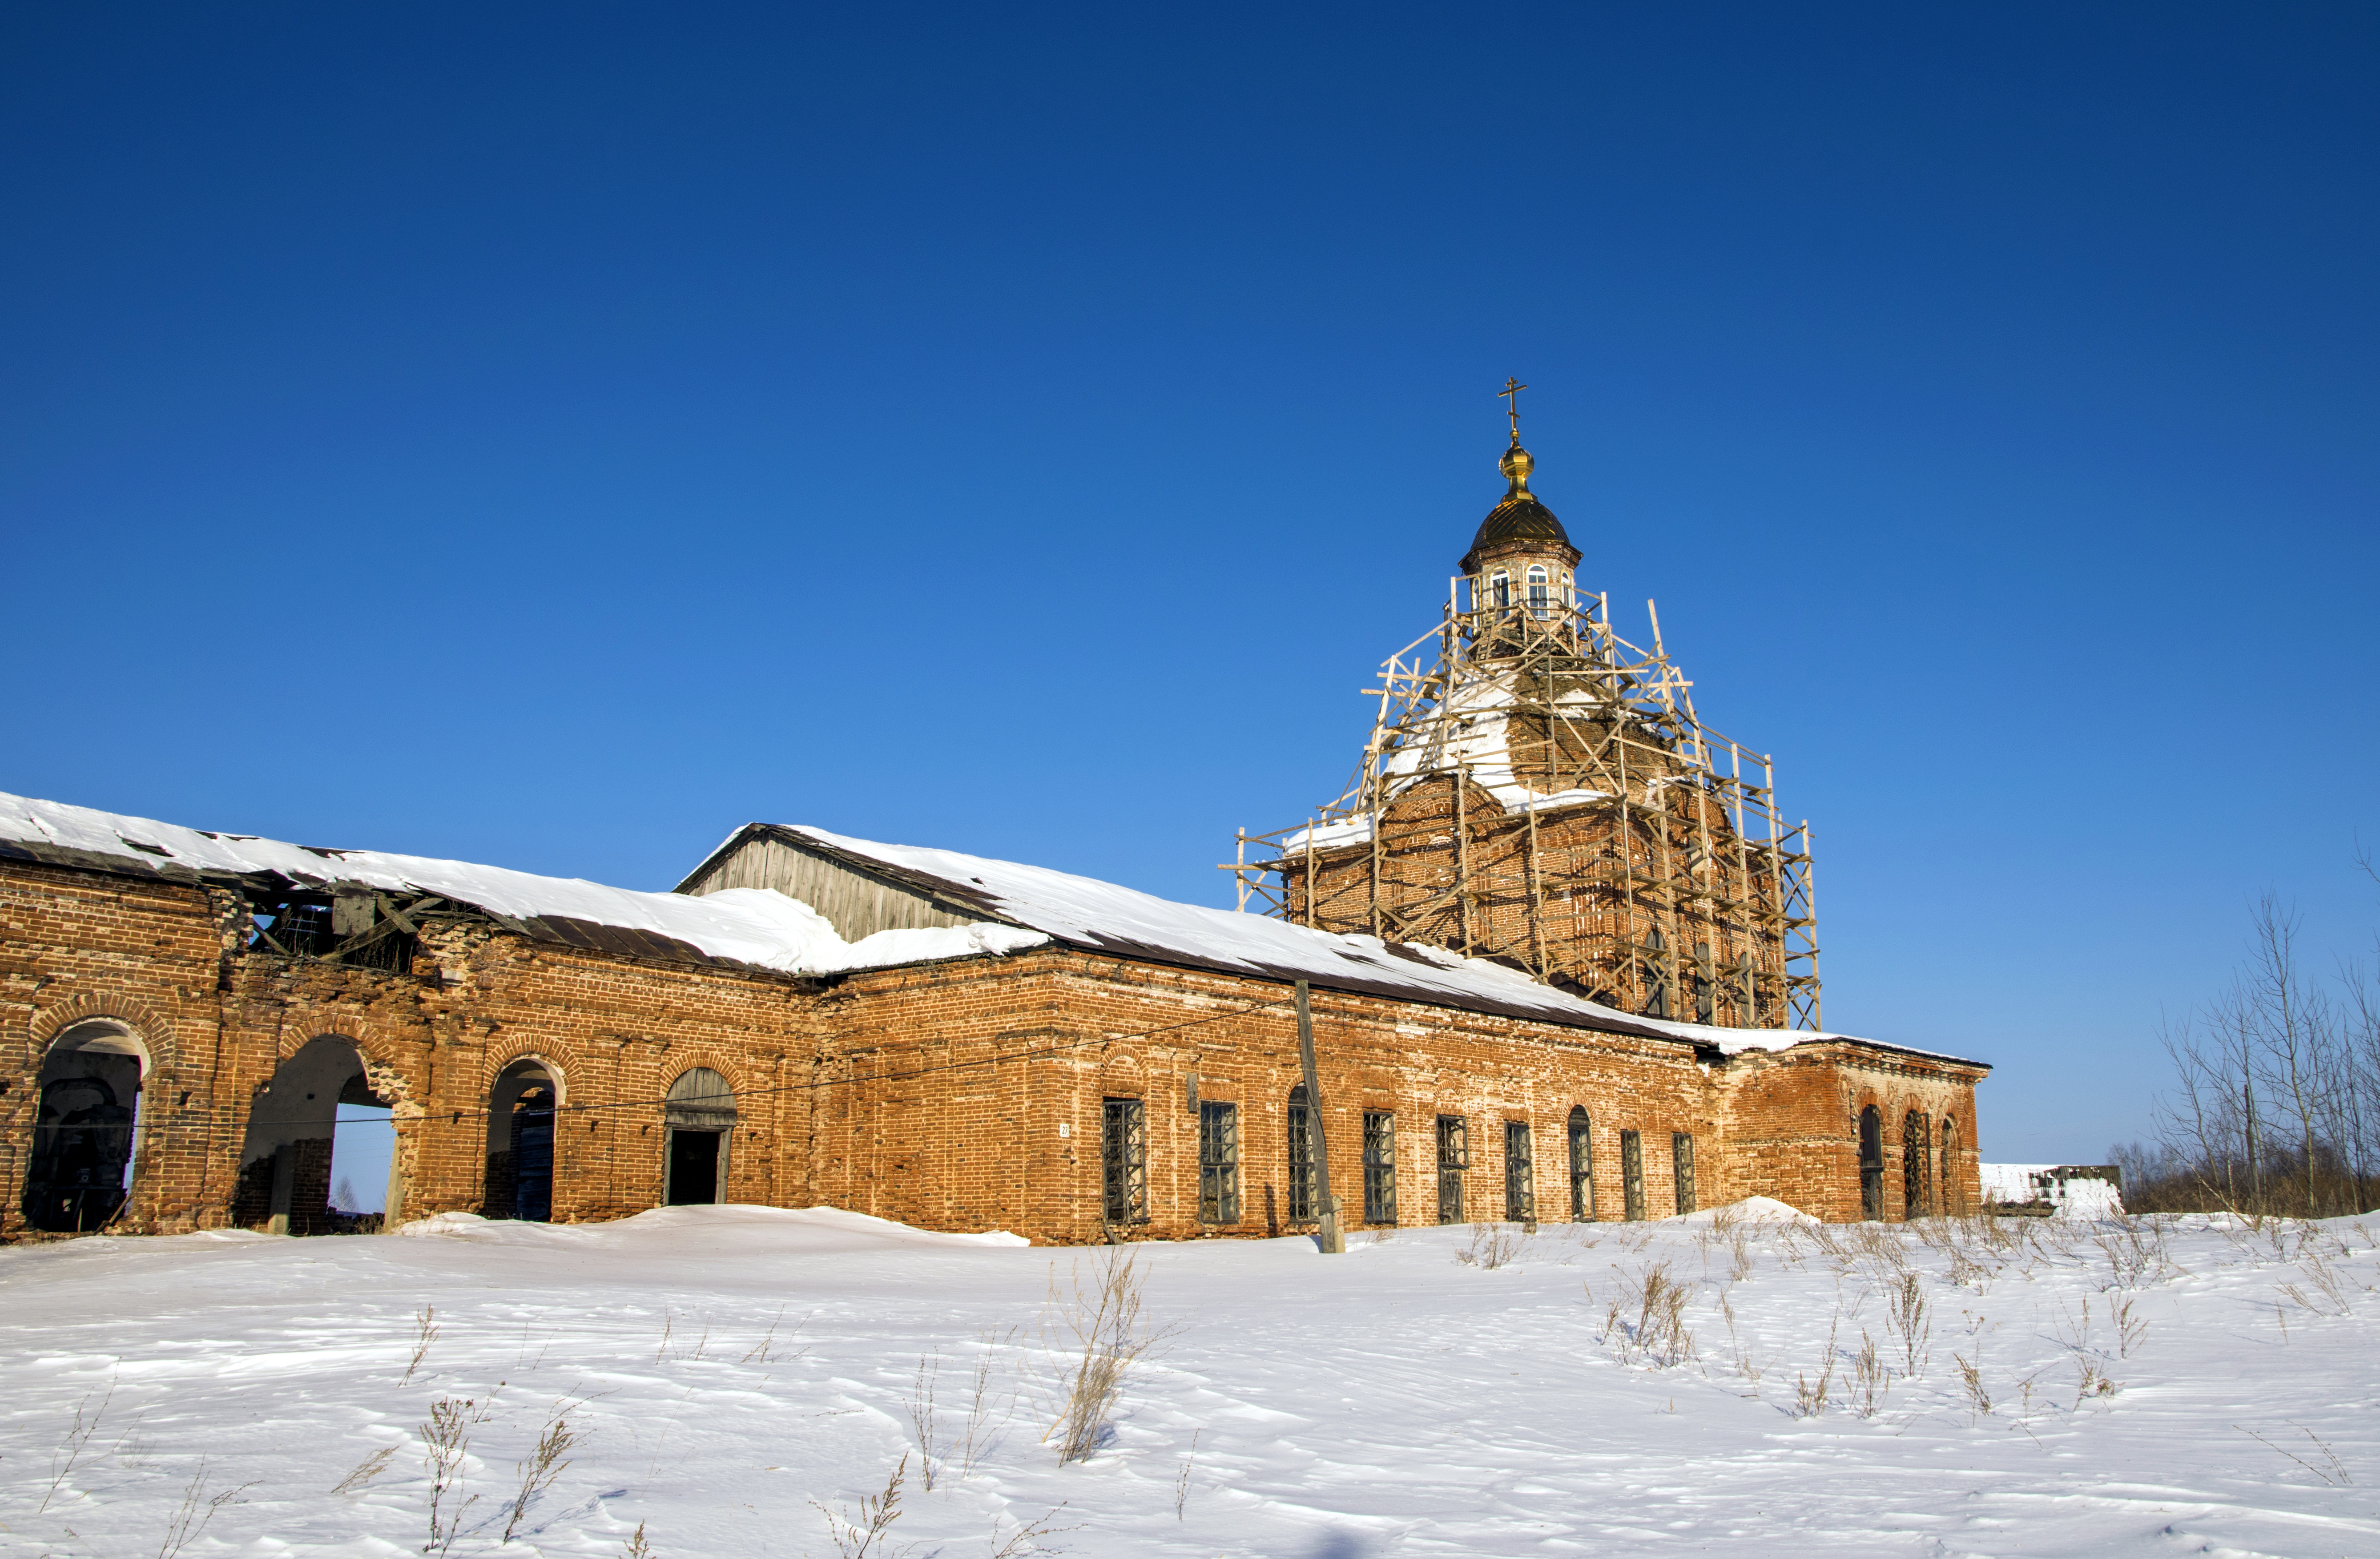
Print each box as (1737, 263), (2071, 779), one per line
(1296, 979), (1343, 1253)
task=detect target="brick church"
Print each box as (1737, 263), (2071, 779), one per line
(1, 411), (1985, 1244)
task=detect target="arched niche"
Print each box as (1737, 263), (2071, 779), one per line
(235, 1035), (390, 1236)
(20, 1019), (149, 1233)
(484, 1057), (563, 1223)
(662, 1068), (736, 1207)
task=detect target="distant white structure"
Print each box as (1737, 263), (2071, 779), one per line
(1981, 1163), (2124, 1218)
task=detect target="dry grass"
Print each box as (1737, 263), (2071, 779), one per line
(1455, 1222), (1529, 1269)
(155, 1461), (255, 1559)
(403, 1305), (440, 1386)
(1883, 1272), (1932, 1378)
(503, 1410), (582, 1542)
(420, 1394), (496, 1555)
(2240, 1422), (2352, 1486)
(1599, 1261), (1695, 1368)
(812, 1455), (910, 1558)
(1791, 1317), (1839, 1418)
(1850, 1330), (1887, 1418)
(330, 1445), (397, 1495)
(1045, 1247), (1164, 1464)
(1953, 1349), (1992, 1418)
(40, 1378), (113, 1513)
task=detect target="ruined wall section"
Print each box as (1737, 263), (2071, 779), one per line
(1710, 1041), (1985, 1221)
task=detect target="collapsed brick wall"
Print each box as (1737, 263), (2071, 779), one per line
(1, 857), (1983, 1243)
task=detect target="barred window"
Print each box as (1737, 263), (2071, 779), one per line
(1567, 1105), (1594, 1221)
(1504, 1121), (1535, 1222)
(1101, 1097), (1147, 1226)
(1620, 1128), (1645, 1222)
(1903, 1110), (1932, 1220)
(1199, 1101), (1240, 1224)
(1859, 1106), (1883, 1220)
(1672, 1132), (1696, 1216)
(1286, 1084), (1314, 1224)
(1435, 1114), (1468, 1224)
(1362, 1110), (1396, 1225)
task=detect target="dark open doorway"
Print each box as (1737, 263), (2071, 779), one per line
(21, 1023), (145, 1233)
(662, 1068), (735, 1207)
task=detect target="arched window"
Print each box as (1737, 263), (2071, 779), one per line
(1903, 1110), (1933, 1220)
(21, 1022), (146, 1233)
(1490, 571), (1510, 609)
(235, 1034), (388, 1235)
(664, 1068), (736, 1207)
(1503, 1121), (1535, 1222)
(1858, 1106), (1883, 1220)
(486, 1058), (561, 1222)
(1285, 1083), (1314, 1224)
(1567, 1106), (1594, 1221)
(1526, 565), (1549, 619)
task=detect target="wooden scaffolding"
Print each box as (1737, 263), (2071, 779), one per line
(1225, 576), (1822, 1031)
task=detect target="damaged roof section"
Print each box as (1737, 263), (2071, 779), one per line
(683, 823), (1697, 1042)
(0, 793), (1047, 977)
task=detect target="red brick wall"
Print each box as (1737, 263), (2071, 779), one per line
(1, 858), (1983, 1243)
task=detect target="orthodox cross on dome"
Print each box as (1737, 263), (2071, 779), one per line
(1499, 376), (1528, 444)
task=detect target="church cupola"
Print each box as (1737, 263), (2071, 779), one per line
(1461, 379), (1582, 627)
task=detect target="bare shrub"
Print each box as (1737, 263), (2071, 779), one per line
(421, 1394), (495, 1555)
(1851, 1330), (1887, 1418)
(2110, 1293), (2149, 1357)
(959, 1328), (1018, 1479)
(741, 1306), (804, 1366)
(156, 1461), (255, 1559)
(1455, 1222), (1527, 1270)
(2240, 1422), (2352, 1486)
(1953, 1349), (1991, 1417)
(41, 1377), (114, 1512)
(503, 1411), (582, 1542)
(989, 1502), (1077, 1558)
(2074, 1357), (2119, 1407)
(1790, 1313), (1840, 1418)
(331, 1445), (397, 1495)
(905, 1354), (942, 1490)
(1045, 1248), (1163, 1464)
(811, 1454), (910, 1558)
(1174, 1429), (1200, 1520)
(1884, 1273), (1931, 1377)
(1604, 1261), (1695, 1368)
(403, 1305), (441, 1386)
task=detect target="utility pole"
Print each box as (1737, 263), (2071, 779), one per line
(1296, 979), (1343, 1253)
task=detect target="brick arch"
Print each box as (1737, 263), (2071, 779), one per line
(274, 1024), (419, 1113)
(28, 992), (179, 1074)
(483, 1043), (581, 1110)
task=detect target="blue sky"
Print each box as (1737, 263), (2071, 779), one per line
(7, 5), (2376, 1165)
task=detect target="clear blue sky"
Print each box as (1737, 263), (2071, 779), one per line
(7, 5), (2376, 1165)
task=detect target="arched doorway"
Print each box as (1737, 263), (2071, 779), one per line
(21, 1021), (147, 1233)
(1858, 1106), (1883, 1221)
(235, 1035), (391, 1235)
(484, 1058), (561, 1222)
(663, 1068), (735, 1206)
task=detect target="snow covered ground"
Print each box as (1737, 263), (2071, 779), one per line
(4, 1203), (2375, 1558)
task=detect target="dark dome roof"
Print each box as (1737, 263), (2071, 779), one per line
(1460, 441), (1573, 570)
(1469, 495), (1570, 552)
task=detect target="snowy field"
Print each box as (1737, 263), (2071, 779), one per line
(3, 1203), (2376, 1559)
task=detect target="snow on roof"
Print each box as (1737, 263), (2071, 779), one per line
(755, 825), (1676, 1039)
(0, 792), (1046, 977)
(1617, 1015), (1985, 1068)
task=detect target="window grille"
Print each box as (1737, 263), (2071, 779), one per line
(1435, 1114), (1467, 1224)
(1567, 1106), (1594, 1221)
(1620, 1129), (1645, 1222)
(1198, 1101), (1240, 1224)
(1102, 1097), (1147, 1225)
(1504, 1121), (1535, 1222)
(1858, 1106), (1883, 1220)
(1672, 1132), (1696, 1215)
(1903, 1111), (1932, 1220)
(1362, 1110), (1396, 1225)
(1286, 1085), (1313, 1223)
